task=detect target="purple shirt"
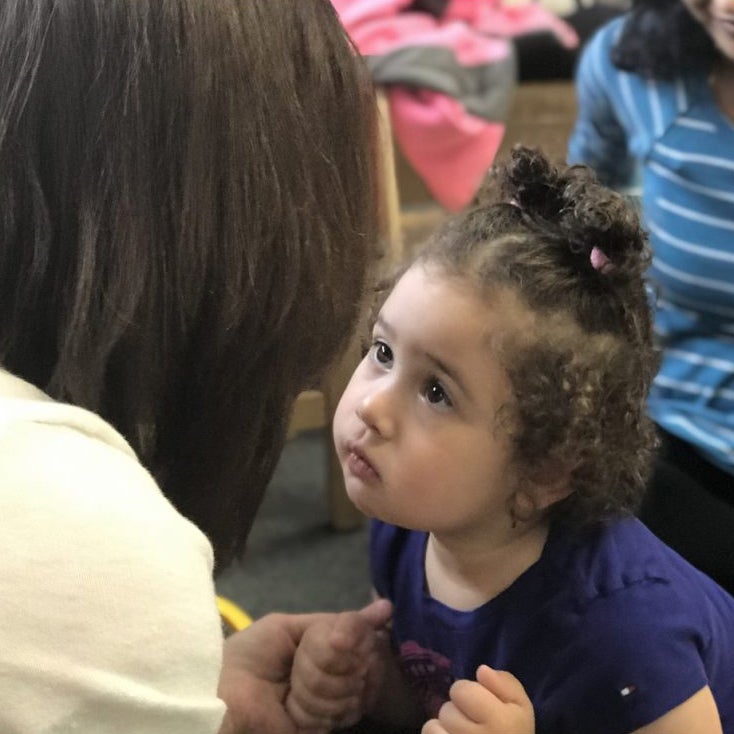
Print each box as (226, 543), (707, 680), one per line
(371, 517), (734, 733)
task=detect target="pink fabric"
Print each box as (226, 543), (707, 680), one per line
(332, 0), (578, 211)
(331, 0), (413, 29)
(445, 0), (578, 48)
(336, 8), (510, 65)
(388, 88), (505, 210)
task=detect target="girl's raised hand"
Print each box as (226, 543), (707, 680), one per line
(422, 665), (534, 734)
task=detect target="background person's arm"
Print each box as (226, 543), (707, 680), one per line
(568, 20), (637, 190)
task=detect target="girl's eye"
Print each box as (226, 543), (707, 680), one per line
(373, 340), (393, 366)
(423, 378), (452, 408)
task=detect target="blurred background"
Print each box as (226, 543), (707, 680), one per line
(216, 432), (372, 617)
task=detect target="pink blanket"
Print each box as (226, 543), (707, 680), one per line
(332, 0), (577, 210)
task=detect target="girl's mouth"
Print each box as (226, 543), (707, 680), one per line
(345, 445), (380, 482)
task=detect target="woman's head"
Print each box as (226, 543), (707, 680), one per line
(612, 0), (720, 77)
(679, 0), (734, 62)
(0, 0), (378, 567)
(414, 146), (659, 527)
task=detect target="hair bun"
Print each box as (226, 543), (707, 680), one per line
(504, 146), (566, 220)
(480, 145), (648, 278)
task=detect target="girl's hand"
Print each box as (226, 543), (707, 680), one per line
(285, 598), (393, 734)
(422, 665), (534, 734)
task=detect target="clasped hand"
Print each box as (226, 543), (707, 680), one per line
(286, 600), (534, 734)
(218, 598), (533, 734)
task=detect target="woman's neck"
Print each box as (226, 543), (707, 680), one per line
(710, 57), (734, 122)
(424, 521), (550, 611)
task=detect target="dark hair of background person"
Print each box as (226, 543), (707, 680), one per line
(0, 0), (378, 570)
(611, 0), (717, 78)
(416, 147), (658, 526)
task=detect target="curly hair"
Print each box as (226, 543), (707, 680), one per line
(415, 146), (659, 526)
(611, 0), (717, 78)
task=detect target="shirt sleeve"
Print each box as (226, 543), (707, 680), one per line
(0, 419), (227, 734)
(567, 19), (637, 189)
(547, 577), (710, 734)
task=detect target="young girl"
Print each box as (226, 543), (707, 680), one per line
(285, 147), (734, 734)
(568, 0), (734, 595)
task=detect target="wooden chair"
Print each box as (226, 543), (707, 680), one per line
(287, 90), (403, 531)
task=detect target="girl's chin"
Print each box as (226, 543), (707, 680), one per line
(345, 485), (373, 516)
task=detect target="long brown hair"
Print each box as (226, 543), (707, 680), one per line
(0, 0), (378, 568)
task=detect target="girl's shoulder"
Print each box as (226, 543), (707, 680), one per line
(538, 518), (734, 730)
(547, 516), (728, 605)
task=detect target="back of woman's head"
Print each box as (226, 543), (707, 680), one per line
(418, 146), (658, 526)
(611, 0), (716, 77)
(0, 0), (378, 567)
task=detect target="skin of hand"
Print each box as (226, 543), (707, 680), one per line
(421, 665), (535, 734)
(285, 598), (394, 734)
(216, 599), (391, 734)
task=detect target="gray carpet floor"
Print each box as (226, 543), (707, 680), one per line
(215, 430), (372, 619)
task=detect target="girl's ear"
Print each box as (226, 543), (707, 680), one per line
(509, 459), (573, 525)
(535, 480), (573, 511)
(529, 458), (573, 511)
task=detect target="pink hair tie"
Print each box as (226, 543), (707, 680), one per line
(590, 246), (614, 274)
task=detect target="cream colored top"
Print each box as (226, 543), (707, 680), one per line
(0, 368), (226, 733)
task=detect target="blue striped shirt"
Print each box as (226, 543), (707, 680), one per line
(569, 17), (734, 480)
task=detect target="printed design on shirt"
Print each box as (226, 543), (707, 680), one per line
(399, 640), (454, 718)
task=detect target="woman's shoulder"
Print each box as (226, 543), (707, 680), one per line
(0, 366), (215, 589)
(580, 14), (627, 64)
(0, 369), (224, 734)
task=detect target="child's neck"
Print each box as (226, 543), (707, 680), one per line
(424, 521), (550, 611)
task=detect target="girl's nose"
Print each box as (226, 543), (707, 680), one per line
(355, 385), (394, 438)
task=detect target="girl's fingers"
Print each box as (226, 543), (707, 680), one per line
(290, 648), (364, 701)
(422, 718), (448, 734)
(475, 665), (530, 707)
(450, 677), (512, 724)
(356, 597), (393, 629)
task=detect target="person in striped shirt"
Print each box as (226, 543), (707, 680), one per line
(568, 0), (734, 595)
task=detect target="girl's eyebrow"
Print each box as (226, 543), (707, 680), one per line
(424, 351), (472, 402)
(375, 314), (472, 402)
(374, 314), (395, 337)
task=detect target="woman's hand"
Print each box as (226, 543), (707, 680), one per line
(217, 599), (392, 734)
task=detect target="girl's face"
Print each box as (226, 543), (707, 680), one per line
(333, 264), (526, 543)
(683, 0), (734, 60)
